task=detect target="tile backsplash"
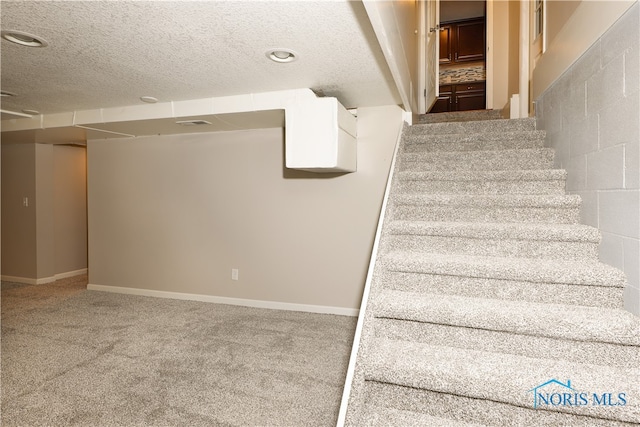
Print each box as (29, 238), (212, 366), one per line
(440, 64), (486, 85)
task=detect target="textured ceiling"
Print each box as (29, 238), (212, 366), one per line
(1, 1), (401, 116)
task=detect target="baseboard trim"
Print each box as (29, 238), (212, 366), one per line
(2, 269), (87, 285)
(86, 284), (359, 317)
(55, 268), (88, 280)
(1, 275), (56, 285)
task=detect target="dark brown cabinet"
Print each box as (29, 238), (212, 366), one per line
(439, 18), (485, 65)
(429, 82), (485, 113)
(454, 81), (486, 111)
(439, 25), (453, 64)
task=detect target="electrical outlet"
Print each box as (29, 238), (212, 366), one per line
(231, 269), (239, 281)
(23, 197), (29, 207)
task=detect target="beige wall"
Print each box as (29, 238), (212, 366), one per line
(507, 0), (520, 99)
(362, 1), (419, 113)
(1, 142), (88, 281)
(535, 3), (640, 315)
(1, 143), (37, 278)
(396, 0), (419, 112)
(87, 105), (403, 310)
(489, 0), (511, 110)
(545, 0), (581, 48)
(532, 0), (636, 100)
(35, 144), (55, 279)
(54, 145), (88, 275)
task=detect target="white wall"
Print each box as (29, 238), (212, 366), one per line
(87, 105), (404, 311)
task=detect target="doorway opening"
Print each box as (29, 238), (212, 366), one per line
(428, 0), (487, 114)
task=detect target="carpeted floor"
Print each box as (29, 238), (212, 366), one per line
(1, 276), (356, 426)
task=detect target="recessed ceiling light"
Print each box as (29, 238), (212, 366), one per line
(1, 90), (17, 97)
(22, 109), (40, 115)
(266, 49), (298, 63)
(140, 96), (158, 104)
(1, 30), (48, 47)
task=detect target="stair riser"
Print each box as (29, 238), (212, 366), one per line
(403, 134), (545, 152)
(400, 152), (554, 171)
(408, 118), (536, 135)
(384, 235), (599, 261)
(392, 205), (580, 224)
(374, 319), (638, 369)
(362, 382), (632, 427)
(381, 271), (624, 309)
(396, 179), (566, 195)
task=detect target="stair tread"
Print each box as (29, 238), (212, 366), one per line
(365, 338), (640, 423)
(374, 290), (640, 346)
(405, 129), (545, 142)
(383, 251), (627, 287)
(394, 193), (581, 207)
(367, 406), (487, 427)
(398, 169), (567, 181)
(407, 118), (536, 135)
(403, 147), (553, 159)
(375, 318), (639, 369)
(387, 221), (600, 243)
(417, 110), (503, 124)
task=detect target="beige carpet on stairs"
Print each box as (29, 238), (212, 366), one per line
(343, 110), (640, 427)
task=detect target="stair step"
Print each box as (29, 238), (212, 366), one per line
(343, 115), (637, 427)
(407, 117), (537, 135)
(417, 109), (503, 124)
(382, 251), (627, 289)
(374, 290), (640, 346)
(365, 406), (486, 427)
(401, 148), (554, 171)
(392, 194), (581, 223)
(403, 130), (545, 152)
(396, 169), (567, 195)
(385, 221), (600, 260)
(363, 381), (635, 426)
(383, 270), (624, 309)
(375, 318), (640, 369)
(365, 338), (639, 423)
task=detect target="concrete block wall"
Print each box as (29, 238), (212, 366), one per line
(536, 3), (640, 315)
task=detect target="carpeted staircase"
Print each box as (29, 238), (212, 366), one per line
(342, 111), (640, 426)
